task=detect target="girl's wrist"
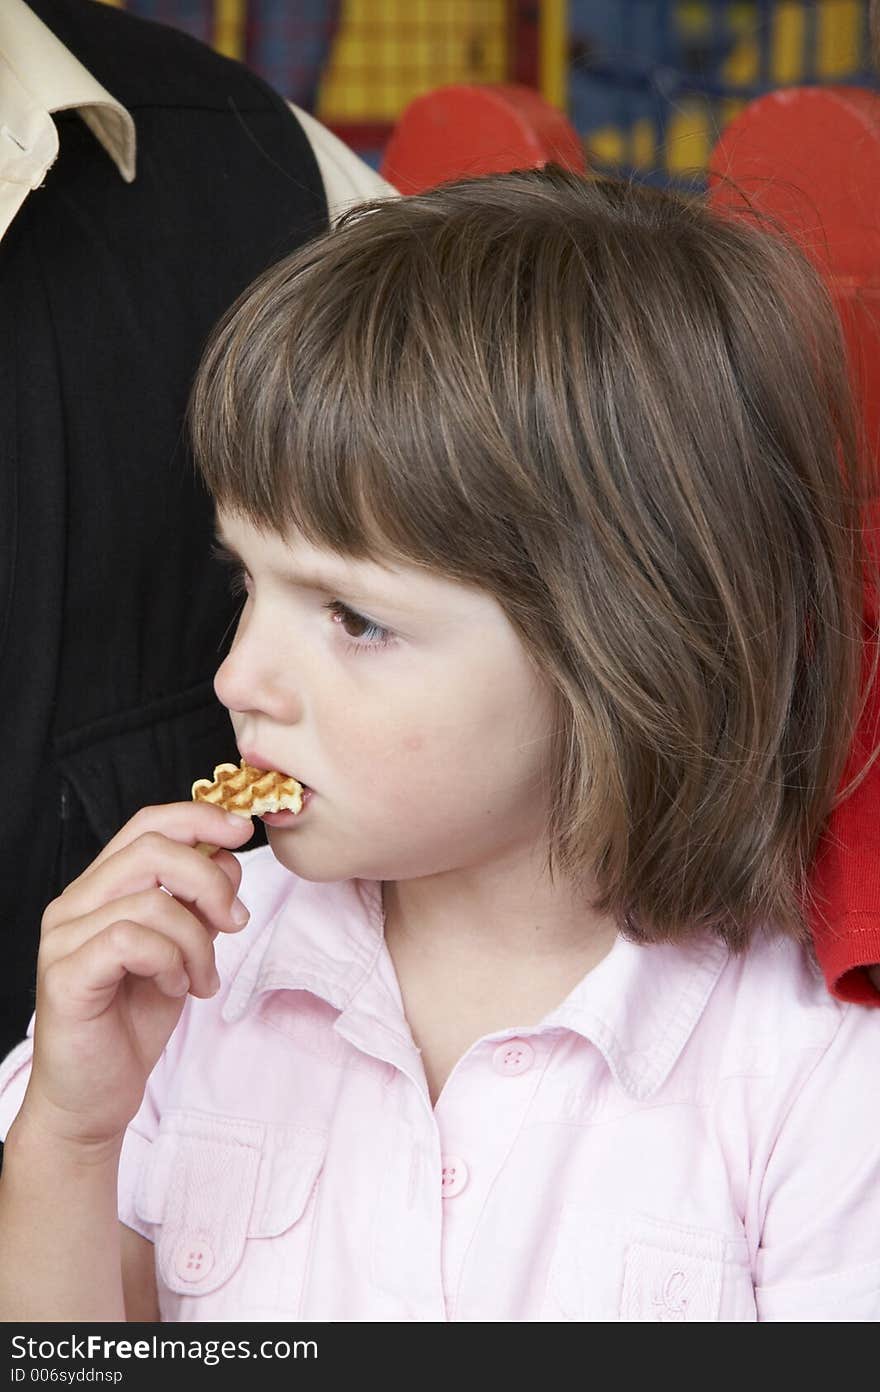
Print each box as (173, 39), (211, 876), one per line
(5, 1102), (126, 1173)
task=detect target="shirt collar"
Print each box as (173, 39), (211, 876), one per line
(0, 0), (136, 190)
(221, 854), (730, 1102)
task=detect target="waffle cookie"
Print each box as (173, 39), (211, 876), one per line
(192, 759), (304, 855)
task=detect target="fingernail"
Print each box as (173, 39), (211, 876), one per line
(230, 897), (250, 925)
(226, 812), (250, 827)
(209, 967), (222, 994)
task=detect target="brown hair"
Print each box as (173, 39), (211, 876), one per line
(189, 166), (880, 953)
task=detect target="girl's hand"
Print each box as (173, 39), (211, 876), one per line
(16, 803), (255, 1154)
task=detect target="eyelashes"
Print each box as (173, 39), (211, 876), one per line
(211, 542), (248, 598)
(210, 541), (395, 653)
(323, 600), (394, 649)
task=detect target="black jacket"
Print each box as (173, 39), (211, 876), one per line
(0, 0), (329, 1058)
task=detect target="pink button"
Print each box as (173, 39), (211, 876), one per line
(440, 1155), (469, 1198)
(492, 1038), (535, 1076)
(174, 1238), (214, 1282)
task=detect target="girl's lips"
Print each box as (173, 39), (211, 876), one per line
(260, 787), (314, 825)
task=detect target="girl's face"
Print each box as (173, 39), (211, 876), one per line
(213, 510), (558, 884)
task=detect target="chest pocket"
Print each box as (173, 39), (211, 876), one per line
(134, 1109), (327, 1298)
(542, 1207), (755, 1322)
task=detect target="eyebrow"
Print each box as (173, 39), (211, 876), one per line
(212, 526), (412, 613)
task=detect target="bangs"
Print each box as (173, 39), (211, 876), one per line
(188, 207), (542, 589)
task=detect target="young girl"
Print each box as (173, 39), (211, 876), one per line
(1, 167), (879, 1323)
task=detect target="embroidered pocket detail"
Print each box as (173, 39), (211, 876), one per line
(620, 1236), (722, 1321)
(134, 1109), (326, 1297)
(542, 1207), (745, 1322)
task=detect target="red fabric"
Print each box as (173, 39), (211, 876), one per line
(808, 599), (880, 1005)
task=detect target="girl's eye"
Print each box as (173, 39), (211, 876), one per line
(210, 545), (393, 651)
(324, 600), (394, 651)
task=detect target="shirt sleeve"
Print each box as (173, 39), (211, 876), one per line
(287, 102), (399, 224)
(754, 1000), (880, 1320)
(0, 1014), (36, 1144)
(807, 606), (880, 1006)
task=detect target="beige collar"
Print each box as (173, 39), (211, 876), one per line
(0, 0), (136, 232)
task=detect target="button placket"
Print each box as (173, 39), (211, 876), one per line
(435, 1036), (551, 1319)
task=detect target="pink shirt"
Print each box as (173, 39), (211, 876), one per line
(2, 844), (879, 1322)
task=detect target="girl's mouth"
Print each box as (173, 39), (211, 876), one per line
(260, 786), (313, 825)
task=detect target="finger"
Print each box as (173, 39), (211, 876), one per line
(41, 888), (223, 998)
(81, 803), (254, 879)
(203, 848), (243, 891)
(196, 829), (250, 859)
(43, 830), (250, 941)
(41, 921), (204, 1022)
(170, 847), (245, 901)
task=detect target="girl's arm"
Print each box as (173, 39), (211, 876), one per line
(807, 605), (880, 1004)
(0, 1110), (125, 1321)
(121, 1223), (160, 1322)
(1, 1126), (159, 1322)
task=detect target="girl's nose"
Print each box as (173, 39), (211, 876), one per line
(214, 624), (302, 722)
(213, 644), (249, 713)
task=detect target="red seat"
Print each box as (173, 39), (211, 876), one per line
(380, 83), (585, 195)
